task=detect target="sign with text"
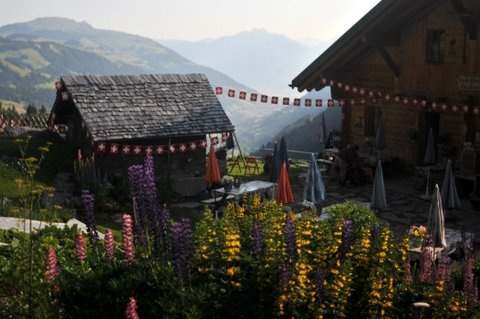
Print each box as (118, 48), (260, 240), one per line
(457, 75), (480, 92)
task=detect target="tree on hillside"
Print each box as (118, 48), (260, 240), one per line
(39, 105), (48, 114)
(26, 104), (38, 115)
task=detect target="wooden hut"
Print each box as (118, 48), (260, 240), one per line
(291, 0), (480, 179)
(50, 73), (234, 196)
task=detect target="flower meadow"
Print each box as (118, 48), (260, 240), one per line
(1, 154), (480, 318)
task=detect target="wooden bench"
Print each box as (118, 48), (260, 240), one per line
(244, 156), (260, 175)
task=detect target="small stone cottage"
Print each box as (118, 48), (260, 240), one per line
(49, 73), (234, 196)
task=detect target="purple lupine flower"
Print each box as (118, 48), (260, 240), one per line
(417, 235), (435, 283)
(464, 244), (478, 307)
(171, 218), (193, 282)
(80, 189), (98, 245)
(436, 252), (454, 294)
(131, 197), (147, 246)
(284, 214), (298, 264)
(252, 219), (264, 259)
(156, 204), (171, 254)
(128, 165), (147, 245)
(313, 267), (327, 303)
(341, 220), (355, 255)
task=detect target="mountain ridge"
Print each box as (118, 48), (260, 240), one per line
(0, 17), (336, 152)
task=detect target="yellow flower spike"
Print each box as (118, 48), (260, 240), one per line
(37, 146), (49, 153)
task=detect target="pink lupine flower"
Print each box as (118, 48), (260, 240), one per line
(105, 229), (115, 262)
(46, 246), (60, 284)
(464, 245), (478, 307)
(122, 214), (135, 265)
(75, 233), (86, 262)
(125, 297), (140, 319)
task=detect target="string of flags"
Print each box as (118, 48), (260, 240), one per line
(215, 86), (335, 107)
(318, 77), (480, 115)
(94, 133), (231, 156)
(215, 78), (480, 115)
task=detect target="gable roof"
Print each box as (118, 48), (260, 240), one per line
(55, 73), (234, 142)
(290, 0), (440, 92)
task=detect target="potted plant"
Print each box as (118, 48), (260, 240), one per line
(221, 175), (234, 192)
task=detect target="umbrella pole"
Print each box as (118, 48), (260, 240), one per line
(421, 168), (431, 199)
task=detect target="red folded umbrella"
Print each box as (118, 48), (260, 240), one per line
(205, 143), (221, 186)
(276, 162), (294, 205)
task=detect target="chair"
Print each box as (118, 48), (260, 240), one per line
(244, 156), (260, 175)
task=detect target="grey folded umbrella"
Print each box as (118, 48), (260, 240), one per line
(441, 159), (461, 209)
(427, 184), (447, 248)
(303, 153), (326, 203)
(375, 118), (386, 151)
(371, 160), (387, 210)
(424, 128), (436, 165)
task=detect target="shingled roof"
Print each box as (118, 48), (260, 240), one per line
(56, 73), (234, 142)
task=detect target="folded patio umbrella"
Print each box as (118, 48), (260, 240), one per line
(303, 153), (326, 203)
(370, 160), (387, 210)
(205, 143), (221, 187)
(441, 159), (461, 209)
(421, 128), (436, 198)
(427, 184), (447, 248)
(276, 162), (294, 205)
(269, 141), (281, 183)
(423, 128), (436, 165)
(375, 117), (386, 151)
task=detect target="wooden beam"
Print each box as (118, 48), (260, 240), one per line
(376, 45), (400, 78)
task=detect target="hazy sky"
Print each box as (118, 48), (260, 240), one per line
(0, 0), (381, 42)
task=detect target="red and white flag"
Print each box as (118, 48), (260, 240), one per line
(282, 97), (290, 105)
(155, 145), (164, 155)
(261, 95), (268, 103)
(304, 99), (312, 107)
(145, 146), (153, 155)
(169, 145), (176, 153)
(97, 142), (107, 152)
(189, 142), (197, 151)
(315, 99), (322, 107)
(215, 87), (223, 95)
(239, 91), (246, 99)
(327, 99), (334, 107)
(122, 145), (131, 155)
(133, 145), (142, 155)
(110, 144), (119, 154)
(179, 144), (187, 152)
(271, 96), (278, 104)
(250, 93), (258, 102)
(228, 89), (235, 97)
(293, 98), (301, 106)
(199, 139), (207, 148)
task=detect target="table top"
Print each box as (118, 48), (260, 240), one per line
(215, 180), (274, 196)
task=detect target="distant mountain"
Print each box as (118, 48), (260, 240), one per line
(162, 28), (330, 96)
(0, 17), (337, 151)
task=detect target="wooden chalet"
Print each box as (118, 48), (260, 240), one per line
(291, 0), (480, 180)
(50, 73), (234, 196)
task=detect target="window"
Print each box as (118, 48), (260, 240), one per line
(426, 29), (445, 64)
(364, 106), (382, 137)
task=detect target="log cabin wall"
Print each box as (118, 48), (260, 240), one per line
(331, 0), (480, 168)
